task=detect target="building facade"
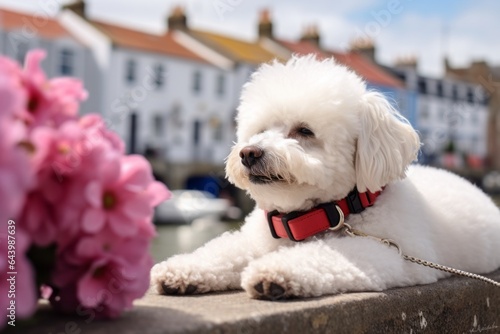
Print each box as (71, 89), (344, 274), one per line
(391, 63), (489, 167)
(2, 2), (492, 191)
(0, 7), (102, 114)
(445, 60), (500, 170)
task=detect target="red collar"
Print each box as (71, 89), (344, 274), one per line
(266, 188), (382, 241)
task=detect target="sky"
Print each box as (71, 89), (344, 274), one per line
(1, 0), (499, 76)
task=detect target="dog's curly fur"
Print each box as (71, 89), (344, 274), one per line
(151, 55), (500, 300)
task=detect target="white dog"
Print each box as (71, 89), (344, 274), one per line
(151, 55), (500, 300)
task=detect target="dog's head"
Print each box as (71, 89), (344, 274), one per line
(226, 55), (420, 213)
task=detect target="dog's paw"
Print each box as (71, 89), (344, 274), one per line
(241, 267), (299, 301)
(150, 261), (206, 296)
(252, 280), (291, 301)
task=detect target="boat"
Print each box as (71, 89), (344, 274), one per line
(154, 190), (230, 224)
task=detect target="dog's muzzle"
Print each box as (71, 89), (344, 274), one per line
(239, 145), (263, 168)
(239, 146), (279, 184)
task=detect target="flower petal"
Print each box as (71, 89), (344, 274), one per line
(77, 259), (109, 308)
(122, 196), (152, 221)
(119, 155), (152, 189)
(108, 212), (138, 237)
(82, 208), (106, 233)
(85, 181), (102, 208)
(147, 181), (171, 207)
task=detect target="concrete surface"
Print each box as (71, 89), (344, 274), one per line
(11, 269), (500, 334)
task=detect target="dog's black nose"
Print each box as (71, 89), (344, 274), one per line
(239, 145), (263, 168)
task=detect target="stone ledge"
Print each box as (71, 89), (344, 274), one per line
(12, 269), (500, 334)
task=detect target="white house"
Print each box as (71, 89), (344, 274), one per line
(57, 2), (286, 189)
(392, 63), (489, 166)
(56, 2), (242, 169)
(0, 6), (102, 114)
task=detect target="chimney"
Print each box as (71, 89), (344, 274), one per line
(300, 24), (320, 46)
(443, 56), (452, 73)
(394, 55), (418, 70)
(167, 6), (188, 31)
(258, 9), (273, 39)
(350, 38), (376, 63)
(64, 0), (86, 18)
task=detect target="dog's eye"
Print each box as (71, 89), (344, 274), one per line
(298, 127), (314, 137)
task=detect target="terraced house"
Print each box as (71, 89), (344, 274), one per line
(0, 1), (490, 189)
(0, 6), (102, 114)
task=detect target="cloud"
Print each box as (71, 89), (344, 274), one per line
(376, 13), (445, 75)
(372, 1), (500, 76)
(447, 1), (500, 67)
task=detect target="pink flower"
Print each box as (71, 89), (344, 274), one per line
(0, 61), (35, 223)
(19, 115), (129, 246)
(20, 50), (87, 130)
(51, 226), (154, 319)
(1, 50), (172, 322)
(76, 254), (152, 319)
(0, 228), (37, 329)
(51, 255), (152, 319)
(30, 121), (89, 175)
(19, 191), (57, 247)
(0, 56), (26, 120)
(79, 114), (125, 154)
(74, 227), (152, 264)
(0, 124), (34, 223)
(81, 155), (170, 236)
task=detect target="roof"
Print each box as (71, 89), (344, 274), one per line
(91, 21), (209, 63)
(277, 39), (329, 59)
(190, 30), (282, 65)
(275, 38), (403, 89)
(330, 51), (404, 88)
(0, 7), (70, 39)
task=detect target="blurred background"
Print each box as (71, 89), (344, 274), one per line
(1, 0), (499, 261)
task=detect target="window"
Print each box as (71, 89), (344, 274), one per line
(154, 64), (165, 89)
(129, 112), (138, 154)
(60, 48), (74, 76)
(153, 114), (164, 137)
(210, 117), (223, 141)
(418, 79), (427, 95)
(452, 86), (459, 101)
(467, 88), (474, 104)
(483, 95), (490, 106)
(436, 82), (443, 97)
(126, 59), (136, 83)
(216, 73), (225, 97)
(193, 71), (202, 93)
(15, 41), (29, 64)
(193, 120), (201, 145)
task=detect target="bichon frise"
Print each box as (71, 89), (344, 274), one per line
(151, 55), (500, 300)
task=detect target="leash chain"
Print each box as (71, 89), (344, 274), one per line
(343, 224), (500, 288)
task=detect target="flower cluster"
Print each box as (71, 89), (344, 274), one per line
(0, 50), (170, 328)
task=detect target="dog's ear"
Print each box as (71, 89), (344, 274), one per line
(355, 92), (420, 192)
